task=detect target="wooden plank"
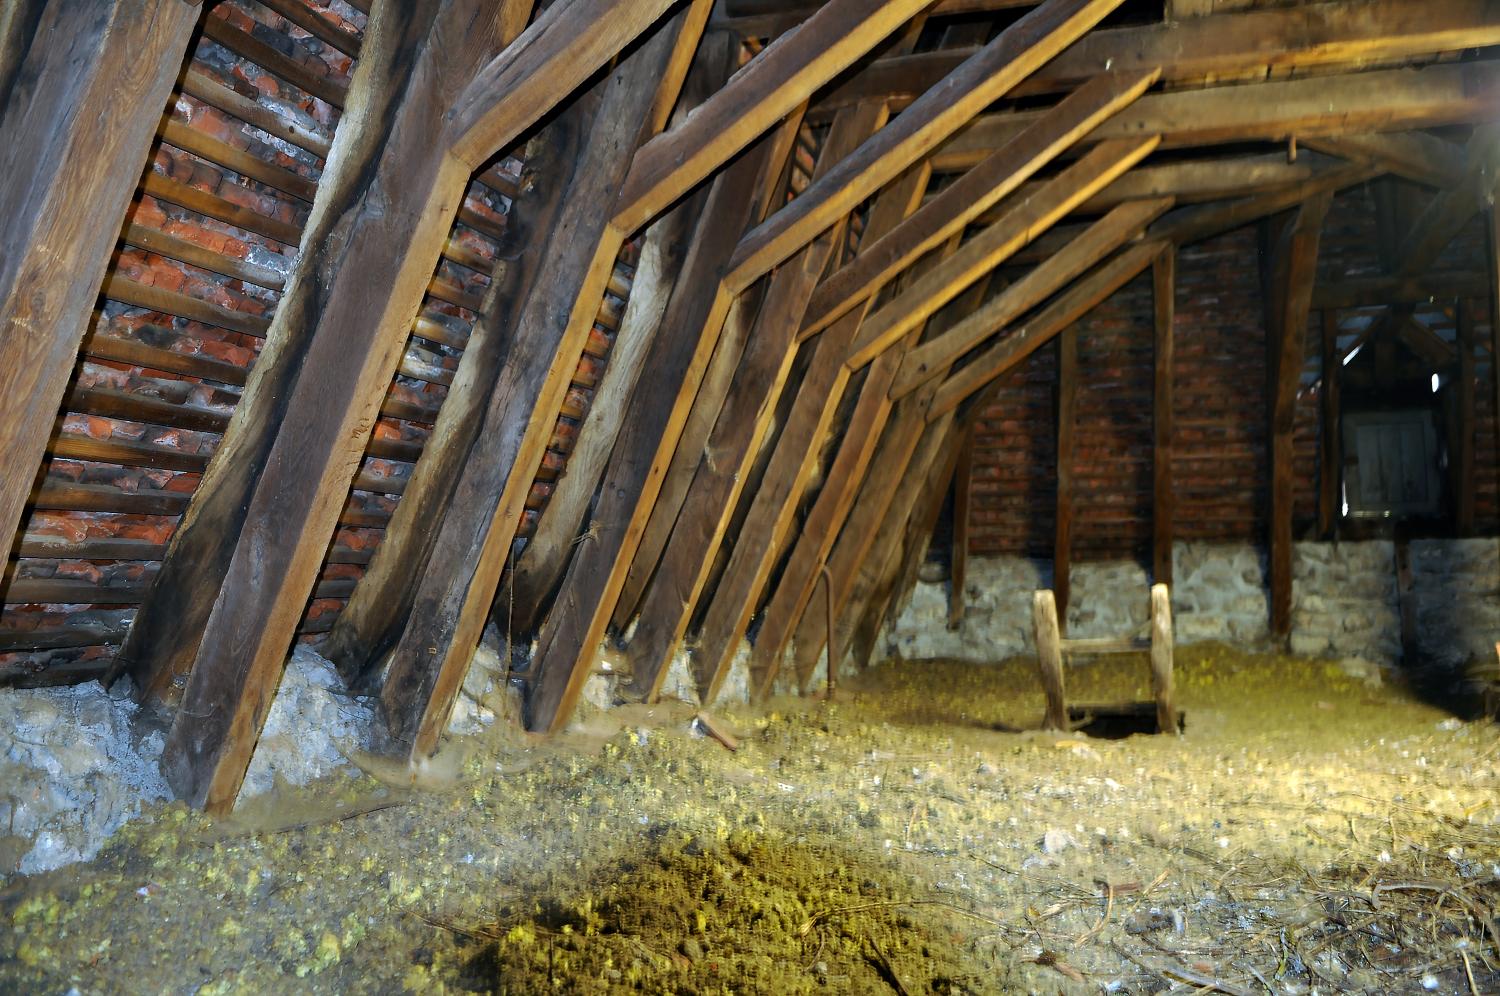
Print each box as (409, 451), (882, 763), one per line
(930, 240), (1165, 418)
(1054, 329), (1078, 629)
(102, 274), (271, 338)
(643, 162), (926, 704)
(158, 117), (319, 203)
(1299, 131), (1468, 190)
(1152, 162), (1374, 246)
(0, 0), (199, 577)
(519, 129), (793, 735)
(613, 106), (817, 631)
(822, 1), (1500, 110)
(802, 70), (1157, 341)
(616, 103), (886, 705)
(1317, 309), (1341, 538)
(1493, 208), (1500, 491)
(610, 0), (932, 235)
(124, 0), (567, 812)
(321, 102), (594, 690)
(894, 195), (1172, 399)
(725, 0), (1132, 285)
(180, 69), (333, 161)
(777, 248), (990, 691)
(141, 172), (302, 246)
(1267, 192), (1332, 640)
(1152, 247), (1175, 585)
(849, 137), (1160, 370)
(1061, 635), (1151, 654)
(932, 61), (1500, 171)
(949, 425), (973, 630)
(442, 0), (680, 167)
(1149, 583), (1175, 735)
(1312, 271), (1490, 309)
(256, 0), (362, 59)
(121, 222), (286, 290)
(504, 190), (705, 636)
(357, 10), (704, 756)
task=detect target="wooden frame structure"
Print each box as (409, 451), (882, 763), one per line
(1, 0), (1498, 811)
(1033, 583), (1176, 735)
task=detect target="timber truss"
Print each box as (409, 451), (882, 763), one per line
(1, 0), (1498, 811)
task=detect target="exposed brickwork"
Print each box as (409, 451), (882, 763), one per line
(1, 2), (535, 682)
(970, 183), (1498, 564)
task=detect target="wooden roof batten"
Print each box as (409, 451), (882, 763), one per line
(7, 0), (1500, 812)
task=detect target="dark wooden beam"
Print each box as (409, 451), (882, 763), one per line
(1455, 299), (1477, 533)
(1312, 271), (1490, 309)
(1054, 329), (1078, 630)
(665, 162), (926, 704)
(1298, 131), (1468, 190)
(930, 239), (1166, 418)
(520, 129), (794, 735)
(932, 61), (1500, 171)
(1152, 247), (1175, 586)
(770, 246), (987, 697)
(1394, 126), (1500, 278)
(725, 0), (1133, 285)
(1267, 192), (1332, 641)
(0, 0), (200, 576)
(893, 194), (1173, 398)
(124, 0), (684, 811)
(1317, 310), (1341, 539)
(803, 69), (1157, 342)
(355, 8), (706, 757)
(949, 425), (974, 631)
(850, 137), (1161, 370)
(611, 0), (933, 236)
(820, 1), (1500, 111)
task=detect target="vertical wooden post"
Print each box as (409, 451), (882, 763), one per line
(1318, 309), (1342, 538)
(1054, 330), (1078, 630)
(948, 425), (974, 630)
(1267, 192), (1332, 641)
(1455, 298), (1476, 534)
(1033, 589), (1067, 730)
(1152, 247), (1175, 585)
(1149, 582), (1175, 735)
(0, 0), (201, 562)
(1491, 208), (1500, 529)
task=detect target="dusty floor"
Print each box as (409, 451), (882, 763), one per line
(2, 644), (1498, 994)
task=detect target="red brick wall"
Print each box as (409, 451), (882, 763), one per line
(970, 183), (1499, 561)
(0, 1), (517, 682)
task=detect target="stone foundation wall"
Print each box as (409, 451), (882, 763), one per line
(884, 540), (1497, 668)
(1409, 539), (1500, 667)
(1290, 541), (1399, 662)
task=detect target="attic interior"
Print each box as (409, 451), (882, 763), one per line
(3, 0), (1500, 990)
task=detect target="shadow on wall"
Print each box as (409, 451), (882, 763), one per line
(1404, 538), (1500, 720)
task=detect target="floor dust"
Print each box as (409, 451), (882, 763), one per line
(2, 643), (1496, 994)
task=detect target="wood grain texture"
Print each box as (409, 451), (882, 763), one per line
(1152, 248), (1175, 585)
(1267, 192), (1331, 640)
(851, 137), (1160, 371)
(523, 130), (794, 735)
(725, 0), (1129, 285)
(1054, 329), (1078, 628)
(376, 11), (700, 758)
(932, 61), (1500, 171)
(612, 0), (931, 235)
(0, 0), (199, 594)
(803, 70), (1156, 342)
(613, 104), (882, 698)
